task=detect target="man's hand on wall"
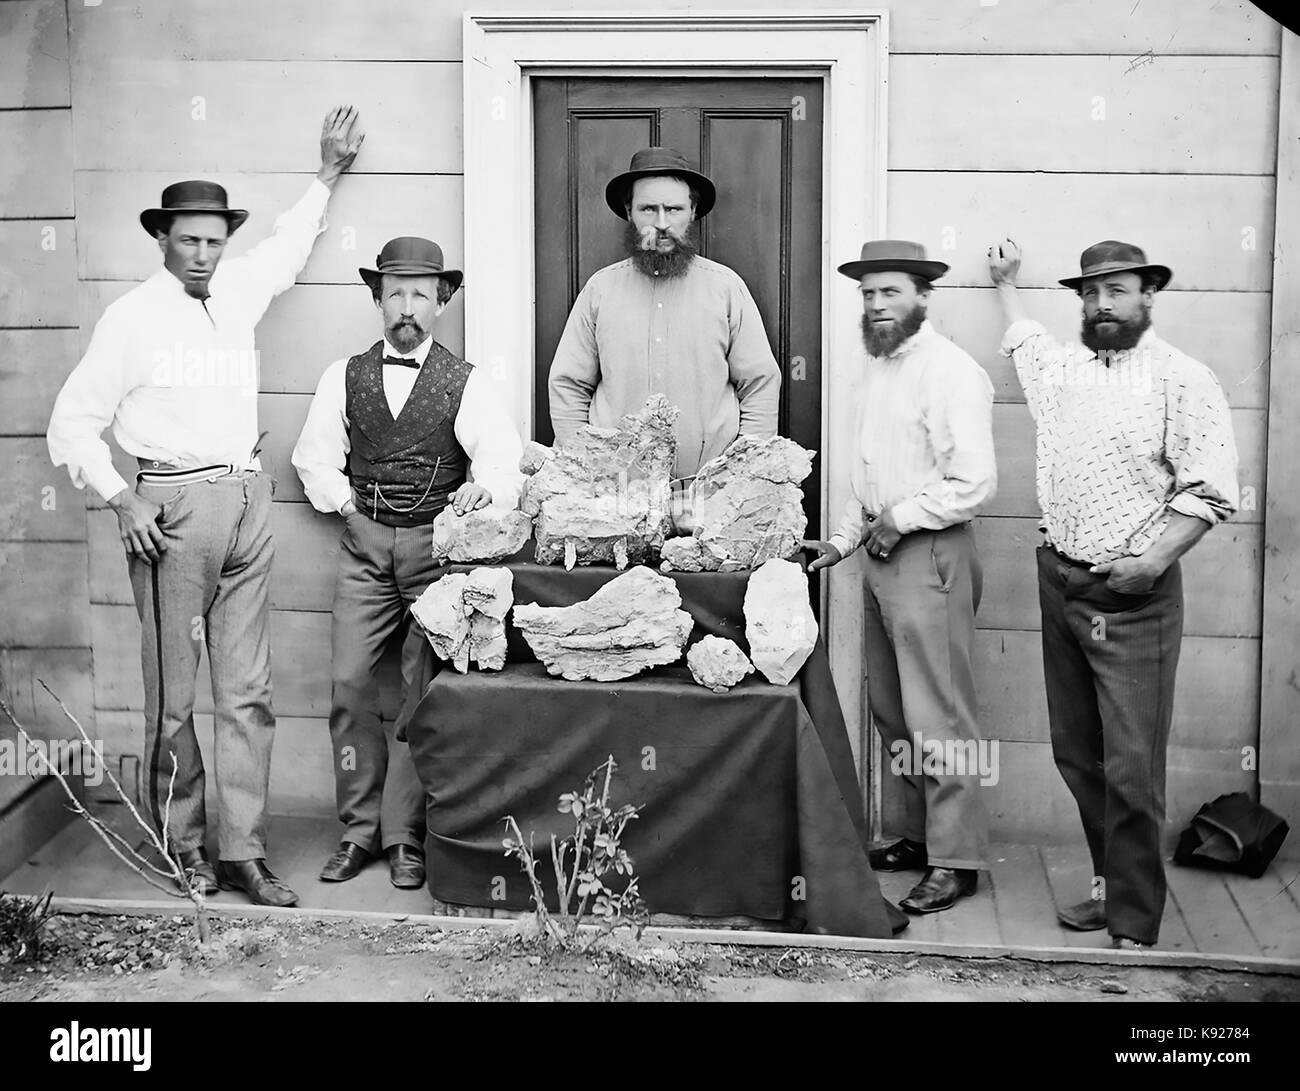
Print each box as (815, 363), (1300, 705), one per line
(318, 105), (366, 188)
(988, 238), (1022, 286)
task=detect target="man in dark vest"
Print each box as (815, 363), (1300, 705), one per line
(292, 237), (524, 888)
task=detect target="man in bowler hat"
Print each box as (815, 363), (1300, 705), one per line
(292, 237), (523, 889)
(805, 241), (997, 915)
(989, 238), (1238, 947)
(47, 106), (366, 906)
(547, 147), (781, 497)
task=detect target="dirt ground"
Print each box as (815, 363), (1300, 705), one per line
(2, 911), (1297, 1002)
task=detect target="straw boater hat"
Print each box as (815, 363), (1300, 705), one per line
(358, 236), (464, 293)
(604, 147), (717, 220)
(837, 240), (949, 282)
(1058, 240), (1172, 291)
(139, 180), (249, 237)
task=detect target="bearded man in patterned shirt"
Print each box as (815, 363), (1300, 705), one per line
(988, 238), (1239, 950)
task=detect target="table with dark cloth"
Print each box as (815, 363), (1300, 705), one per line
(397, 559), (896, 938)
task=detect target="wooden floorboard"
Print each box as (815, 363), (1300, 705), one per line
(1165, 863), (1262, 957)
(5, 815), (1298, 962)
(987, 845), (1065, 949)
(1220, 869), (1300, 960)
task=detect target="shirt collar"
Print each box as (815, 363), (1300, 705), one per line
(382, 336), (433, 366)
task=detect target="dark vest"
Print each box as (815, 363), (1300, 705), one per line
(344, 340), (472, 527)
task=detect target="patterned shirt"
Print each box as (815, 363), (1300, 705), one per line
(548, 255), (781, 481)
(1000, 319), (1238, 564)
(828, 321), (997, 558)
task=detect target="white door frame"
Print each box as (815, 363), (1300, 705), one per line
(462, 10), (889, 811)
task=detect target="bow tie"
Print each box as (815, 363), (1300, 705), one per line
(383, 356), (421, 369)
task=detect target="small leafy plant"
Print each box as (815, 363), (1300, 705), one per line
(503, 755), (648, 950)
(0, 890), (55, 964)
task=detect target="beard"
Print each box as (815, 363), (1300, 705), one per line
(1080, 303), (1151, 355)
(387, 318), (426, 353)
(625, 221), (698, 279)
(860, 302), (927, 357)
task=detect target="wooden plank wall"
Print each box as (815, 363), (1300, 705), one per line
(58, 1), (1287, 842)
(878, 3), (1281, 843)
(0, 0), (93, 811)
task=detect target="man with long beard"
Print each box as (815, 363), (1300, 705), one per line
(547, 147), (781, 491)
(803, 241), (997, 915)
(989, 239), (1237, 949)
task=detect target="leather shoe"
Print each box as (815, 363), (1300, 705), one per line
(388, 845), (426, 890)
(215, 858), (300, 908)
(175, 846), (218, 896)
(1111, 936), (1151, 951)
(319, 841), (374, 883)
(885, 900), (910, 936)
(900, 867), (978, 914)
(1057, 898), (1107, 931)
(868, 838), (928, 872)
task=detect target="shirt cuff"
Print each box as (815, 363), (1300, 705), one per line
(889, 499), (928, 536)
(86, 464), (131, 505)
(999, 318), (1047, 357)
(1168, 491), (1227, 526)
(828, 533), (858, 559)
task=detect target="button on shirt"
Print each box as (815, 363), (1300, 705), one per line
(1000, 319), (1239, 564)
(548, 255), (781, 481)
(291, 336), (525, 514)
(829, 321), (997, 559)
(47, 181), (331, 501)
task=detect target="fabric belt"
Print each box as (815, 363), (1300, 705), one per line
(136, 459), (242, 486)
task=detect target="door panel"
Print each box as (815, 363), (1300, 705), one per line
(533, 76), (824, 534)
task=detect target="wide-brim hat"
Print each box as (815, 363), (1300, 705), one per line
(604, 147), (717, 220)
(359, 236), (464, 293)
(139, 179), (249, 237)
(837, 240), (949, 282)
(1059, 239), (1172, 291)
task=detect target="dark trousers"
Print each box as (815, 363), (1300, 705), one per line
(862, 523), (989, 870)
(129, 472), (276, 861)
(1036, 545), (1183, 945)
(329, 512), (439, 853)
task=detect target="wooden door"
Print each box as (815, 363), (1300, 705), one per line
(533, 76), (824, 535)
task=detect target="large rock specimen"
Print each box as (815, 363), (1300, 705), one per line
(520, 395), (677, 570)
(660, 435), (814, 573)
(429, 507), (533, 564)
(410, 567), (513, 672)
(743, 558), (818, 686)
(686, 635), (754, 693)
(513, 566), (692, 682)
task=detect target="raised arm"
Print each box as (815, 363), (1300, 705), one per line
(235, 106), (366, 313)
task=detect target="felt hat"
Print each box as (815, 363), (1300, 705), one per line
(604, 147), (717, 220)
(837, 240), (949, 282)
(1058, 239), (1172, 291)
(359, 236), (464, 293)
(139, 180), (249, 237)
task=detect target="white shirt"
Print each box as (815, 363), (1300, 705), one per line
(829, 321), (997, 558)
(1001, 318), (1238, 563)
(46, 181), (331, 502)
(291, 336), (525, 514)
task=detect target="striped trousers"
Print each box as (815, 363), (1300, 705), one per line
(129, 471), (276, 861)
(1036, 544), (1183, 945)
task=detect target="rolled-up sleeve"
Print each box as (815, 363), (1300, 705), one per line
(1000, 318), (1066, 421)
(890, 357), (998, 533)
(1164, 362), (1239, 525)
(727, 280), (780, 437)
